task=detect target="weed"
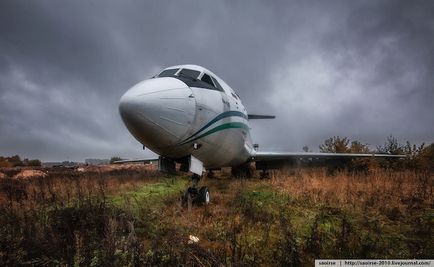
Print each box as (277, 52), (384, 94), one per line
(0, 166), (432, 265)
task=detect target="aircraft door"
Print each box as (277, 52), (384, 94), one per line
(189, 88), (224, 136)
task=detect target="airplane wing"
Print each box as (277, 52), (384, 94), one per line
(248, 114), (276, 119)
(113, 158), (158, 164)
(251, 152), (406, 161)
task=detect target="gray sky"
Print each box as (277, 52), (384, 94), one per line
(0, 0), (433, 161)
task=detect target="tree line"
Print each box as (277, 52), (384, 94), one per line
(0, 155), (41, 168)
(317, 135), (434, 171)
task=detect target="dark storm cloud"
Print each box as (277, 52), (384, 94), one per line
(260, 1), (434, 151)
(0, 0), (433, 161)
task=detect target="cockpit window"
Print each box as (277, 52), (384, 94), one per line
(211, 76), (224, 91)
(201, 73), (214, 87)
(156, 67), (224, 92)
(178, 69), (200, 80)
(157, 68), (179, 77)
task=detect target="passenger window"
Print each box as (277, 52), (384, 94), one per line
(201, 74), (214, 87)
(157, 68), (179, 77)
(211, 76), (224, 92)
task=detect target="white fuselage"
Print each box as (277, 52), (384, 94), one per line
(119, 65), (254, 168)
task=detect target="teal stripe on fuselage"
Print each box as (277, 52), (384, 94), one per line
(181, 110), (247, 144)
(179, 122), (249, 145)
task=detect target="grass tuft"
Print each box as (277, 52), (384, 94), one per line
(0, 165), (432, 265)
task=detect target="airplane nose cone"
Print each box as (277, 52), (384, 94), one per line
(119, 77), (196, 149)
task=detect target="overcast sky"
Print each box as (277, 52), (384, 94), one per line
(0, 0), (433, 161)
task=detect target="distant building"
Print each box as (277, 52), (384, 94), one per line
(85, 158), (110, 165)
(42, 162), (62, 167)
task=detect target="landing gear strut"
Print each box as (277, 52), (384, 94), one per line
(207, 170), (215, 178)
(260, 168), (270, 179)
(256, 161), (270, 179)
(182, 174), (210, 206)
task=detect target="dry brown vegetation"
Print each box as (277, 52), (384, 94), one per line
(0, 165), (433, 266)
(269, 168), (433, 210)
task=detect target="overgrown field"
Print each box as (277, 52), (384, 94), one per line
(0, 165), (433, 266)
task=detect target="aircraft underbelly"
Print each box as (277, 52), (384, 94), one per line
(195, 130), (250, 168)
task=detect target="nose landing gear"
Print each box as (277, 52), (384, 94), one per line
(182, 174), (210, 206)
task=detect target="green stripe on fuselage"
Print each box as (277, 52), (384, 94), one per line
(181, 111), (247, 143)
(179, 122), (249, 145)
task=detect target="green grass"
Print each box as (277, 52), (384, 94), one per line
(1, 169), (432, 266)
(110, 177), (188, 209)
(234, 184), (291, 224)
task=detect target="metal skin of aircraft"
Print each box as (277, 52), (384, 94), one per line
(118, 64), (405, 205)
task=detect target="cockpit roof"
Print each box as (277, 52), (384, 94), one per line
(163, 64), (218, 80)
(164, 64), (207, 73)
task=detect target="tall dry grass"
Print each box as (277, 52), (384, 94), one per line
(0, 166), (432, 266)
(268, 168), (433, 210)
(0, 166), (161, 207)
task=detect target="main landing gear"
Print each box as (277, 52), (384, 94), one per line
(182, 173), (210, 206)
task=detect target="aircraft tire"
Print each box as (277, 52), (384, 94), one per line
(199, 186), (210, 205)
